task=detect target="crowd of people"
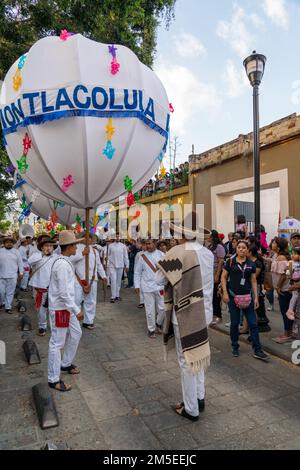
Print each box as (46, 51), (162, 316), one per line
(0, 214), (299, 422)
(139, 162), (189, 198)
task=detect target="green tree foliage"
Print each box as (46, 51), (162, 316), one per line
(0, 0), (176, 216)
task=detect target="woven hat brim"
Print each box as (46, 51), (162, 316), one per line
(59, 237), (85, 246)
(169, 222), (211, 239)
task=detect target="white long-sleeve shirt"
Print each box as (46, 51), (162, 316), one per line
(0, 247), (23, 278)
(155, 241), (214, 326)
(107, 242), (129, 270)
(134, 250), (165, 293)
(28, 252), (58, 289)
(18, 245), (30, 268)
(48, 256), (80, 316)
(70, 244), (106, 281)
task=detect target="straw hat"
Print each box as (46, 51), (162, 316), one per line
(37, 236), (57, 251)
(59, 230), (84, 246)
(169, 212), (211, 240)
(3, 234), (16, 243)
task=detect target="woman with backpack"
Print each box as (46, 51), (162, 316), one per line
(221, 240), (268, 361)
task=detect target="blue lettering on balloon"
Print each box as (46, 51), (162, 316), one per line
(41, 91), (54, 113)
(124, 89), (138, 110)
(109, 88), (123, 110)
(23, 92), (40, 115)
(0, 109), (7, 129)
(4, 106), (16, 126)
(11, 98), (24, 123)
(91, 87), (108, 109)
(55, 88), (74, 110)
(144, 97), (155, 122)
(73, 85), (91, 109)
(138, 90), (144, 112)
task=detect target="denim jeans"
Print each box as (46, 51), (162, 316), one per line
(266, 289), (274, 306)
(278, 291), (293, 332)
(229, 298), (262, 354)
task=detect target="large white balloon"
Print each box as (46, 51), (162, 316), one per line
(0, 34), (169, 208)
(14, 174), (84, 225)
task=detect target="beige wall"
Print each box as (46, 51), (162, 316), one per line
(192, 136), (300, 232)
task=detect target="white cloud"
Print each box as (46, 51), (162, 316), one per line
(262, 0), (289, 29)
(174, 32), (206, 58)
(249, 13), (265, 29)
(217, 3), (255, 58)
(155, 63), (222, 135)
(224, 60), (249, 98)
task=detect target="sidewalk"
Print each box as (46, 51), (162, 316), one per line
(1, 287), (300, 450)
(211, 297), (297, 363)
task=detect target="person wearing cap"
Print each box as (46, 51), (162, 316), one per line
(18, 238), (31, 291)
(47, 231), (84, 392)
(155, 213), (214, 422)
(290, 232), (300, 254)
(28, 236), (58, 336)
(107, 233), (129, 303)
(134, 239), (165, 338)
(70, 233), (107, 330)
(0, 235), (24, 313)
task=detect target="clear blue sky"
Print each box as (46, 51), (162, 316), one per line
(155, 0), (300, 166)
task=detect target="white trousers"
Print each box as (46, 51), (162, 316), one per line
(109, 267), (123, 298)
(75, 280), (97, 325)
(140, 289), (144, 304)
(48, 310), (82, 383)
(20, 270), (30, 289)
(143, 291), (165, 333)
(35, 290), (48, 330)
(174, 322), (205, 417)
(0, 277), (17, 309)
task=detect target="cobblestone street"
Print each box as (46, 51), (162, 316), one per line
(1, 287), (300, 450)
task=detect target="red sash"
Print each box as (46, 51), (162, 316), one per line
(35, 288), (48, 310)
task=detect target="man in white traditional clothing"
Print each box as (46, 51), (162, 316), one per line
(48, 231), (84, 392)
(134, 239), (165, 338)
(134, 240), (147, 308)
(107, 233), (129, 303)
(71, 233), (107, 330)
(28, 236), (58, 336)
(156, 213), (214, 422)
(0, 235), (23, 313)
(18, 239), (31, 291)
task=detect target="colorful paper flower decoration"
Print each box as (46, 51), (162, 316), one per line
(12, 54), (27, 92)
(108, 44), (120, 75)
(159, 163), (166, 178)
(103, 140), (115, 160)
(123, 175), (133, 192)
(62, 174), (74, 192)
(169, 103), (175, 113)
(20, 194), (27, 209)
(60, 30), (71, 41)
(5, 163), (16, 174)
(126, 191), (135, 207)
(17, 155), (29, 174)
(103, 118), (116, 160)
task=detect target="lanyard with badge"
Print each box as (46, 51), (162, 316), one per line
(237, 262), (247, 286)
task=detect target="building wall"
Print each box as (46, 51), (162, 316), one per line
(191, 136), (300, 234)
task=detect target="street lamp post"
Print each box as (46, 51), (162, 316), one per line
(243, 51), (270, 332)
(243, 51), (267, 246)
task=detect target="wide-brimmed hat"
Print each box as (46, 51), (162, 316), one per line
(38, 236), (57, 251)
(59, 230), (84, 246)
(169, 212), (211, 240)
(3, 234), (16, 243)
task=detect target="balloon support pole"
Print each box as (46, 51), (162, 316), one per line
(85, 208), (91, 283)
